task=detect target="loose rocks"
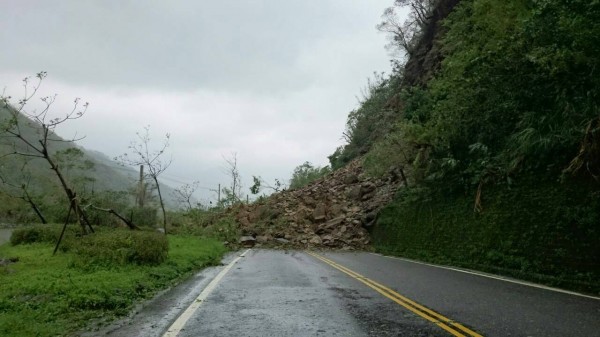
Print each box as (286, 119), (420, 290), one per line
(233, 159), (404, 249)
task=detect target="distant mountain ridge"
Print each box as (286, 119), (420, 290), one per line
(0, 104), (177, 222)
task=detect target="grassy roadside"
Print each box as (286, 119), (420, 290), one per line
(0, 235), (226, 337)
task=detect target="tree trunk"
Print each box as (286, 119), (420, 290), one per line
(153, 176), (167, 235)
(44, 149), (92, 234)
(90, 205), (139, 230)
(25, 196), (47, 224)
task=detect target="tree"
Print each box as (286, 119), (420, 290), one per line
(0, 164), (47, 224)
(116, 126), (171, 234)
(328, 73), (401, 170)
(249, 176), (284, 195)
(0, 72), (93, 234)
(289, 162), (331, 190)
(173, 181), (200, 211)
(54, 147), (96, 198)
(220, 153), (243, 207)
(377, 0), (437, 57)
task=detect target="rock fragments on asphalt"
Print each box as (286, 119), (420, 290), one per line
(231, 159), (405, 250)
(239, 236), (257, 247)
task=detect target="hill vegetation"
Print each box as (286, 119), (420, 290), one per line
(330, 0), (599, 293)
(0, 78), (231, 336)
(0, 229), (225, 337)
(0, 102), (179, 225)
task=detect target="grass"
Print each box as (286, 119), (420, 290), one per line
(0, 235), (227, 337)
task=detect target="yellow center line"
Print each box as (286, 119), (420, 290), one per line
(307, 252), (465, 337)
(306, 251), (484, 337)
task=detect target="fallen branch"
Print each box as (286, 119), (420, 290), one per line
(564, 117), (600, 180)
(89, 205), (139, 230)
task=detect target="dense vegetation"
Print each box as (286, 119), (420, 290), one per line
(333, 0), (600, 292)
(0, 229), (226, 337)
(288, 162), (331, 190)
(0, 78), (238, 335)
(0, 102), (181, 228)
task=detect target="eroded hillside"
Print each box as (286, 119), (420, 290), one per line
(231, 160), (405, 249)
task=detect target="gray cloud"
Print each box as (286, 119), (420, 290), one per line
(1, 0), (394, 201)
(2, 1), (391, 93)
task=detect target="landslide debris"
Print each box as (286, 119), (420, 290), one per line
(231, 160), (405, 250)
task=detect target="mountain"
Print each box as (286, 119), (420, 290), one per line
(228, 0), (600, 294)
(0, 103), (177, 222)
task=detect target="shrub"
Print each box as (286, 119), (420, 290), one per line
(63, 229), (168, 266)
(201, 216), (240, 243)
(10, 225), (77, 246)
(129, 207), (158, 227)
(372, 176), (600, 294)
(167, 209), (223, 236)
(289, 162), (331, 189)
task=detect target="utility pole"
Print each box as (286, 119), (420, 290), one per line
(217, 183), (221, 205)
(138, 165), (144, 207)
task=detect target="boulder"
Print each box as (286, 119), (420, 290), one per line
(309, 235), (322, 245)
(239, 236), (256, 247)
(256, 235), (271, 243)
(226, 158), (404, 250)
(323, 216), (345, 230)
(346, 185), (362, 200)
(344, 174), (359, 184)
(312, 204), (327, 222)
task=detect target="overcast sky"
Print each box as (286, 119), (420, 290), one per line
(1, 0), (396, 203)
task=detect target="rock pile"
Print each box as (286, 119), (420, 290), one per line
(232, 160), (405, 250)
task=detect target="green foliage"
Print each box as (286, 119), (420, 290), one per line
(200, 215), (240, 243)
(54, 148), (96, 193)
(361, 0), (600, 295)
(0, 235), (226, 337)
(86, 190), (134, 227)
(393, 0), (598, 188)
(250, 176), (261, 194)
(129, 206), (158, 227)
(10, 225), (168, 266)
(62, 229), (169, 266)
(328, 74), (402, 169)
(363, 125), (417, 178)
(167, 208), (240, 243)
(169, 208), (218, 230)
(372, 176), (600, 294)
(249, 176), (284, 195)
(0, 104), (149, 225)
(10, 224), (76, 246)
(289, 162), (331, 189)
(219, 186), (240, 207)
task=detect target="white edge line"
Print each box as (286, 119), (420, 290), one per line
(369, 252), (600, 301)
(162, 249), (251, 337)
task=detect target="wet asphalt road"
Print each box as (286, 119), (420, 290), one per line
(99, 250), (600, 337)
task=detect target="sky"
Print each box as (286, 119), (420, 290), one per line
(0, 0), (396, 204)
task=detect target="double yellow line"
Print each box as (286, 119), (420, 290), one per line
(306, 251), (483, 337)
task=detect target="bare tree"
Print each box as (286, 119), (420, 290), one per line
(220, 152), (243, 206)
(116, 126), (171, 234)
(0, 165), (47, 224)
(377, 0), (436, 57)
(0, 72), (92, 234)
(249, 175), (285, 195)
(172, 181), (200, 211)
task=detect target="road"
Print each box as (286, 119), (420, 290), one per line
(97, 250), (600, 337)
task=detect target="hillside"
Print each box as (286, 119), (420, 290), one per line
(229, 0), (600, 294)
(0, 104), (177, 223)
